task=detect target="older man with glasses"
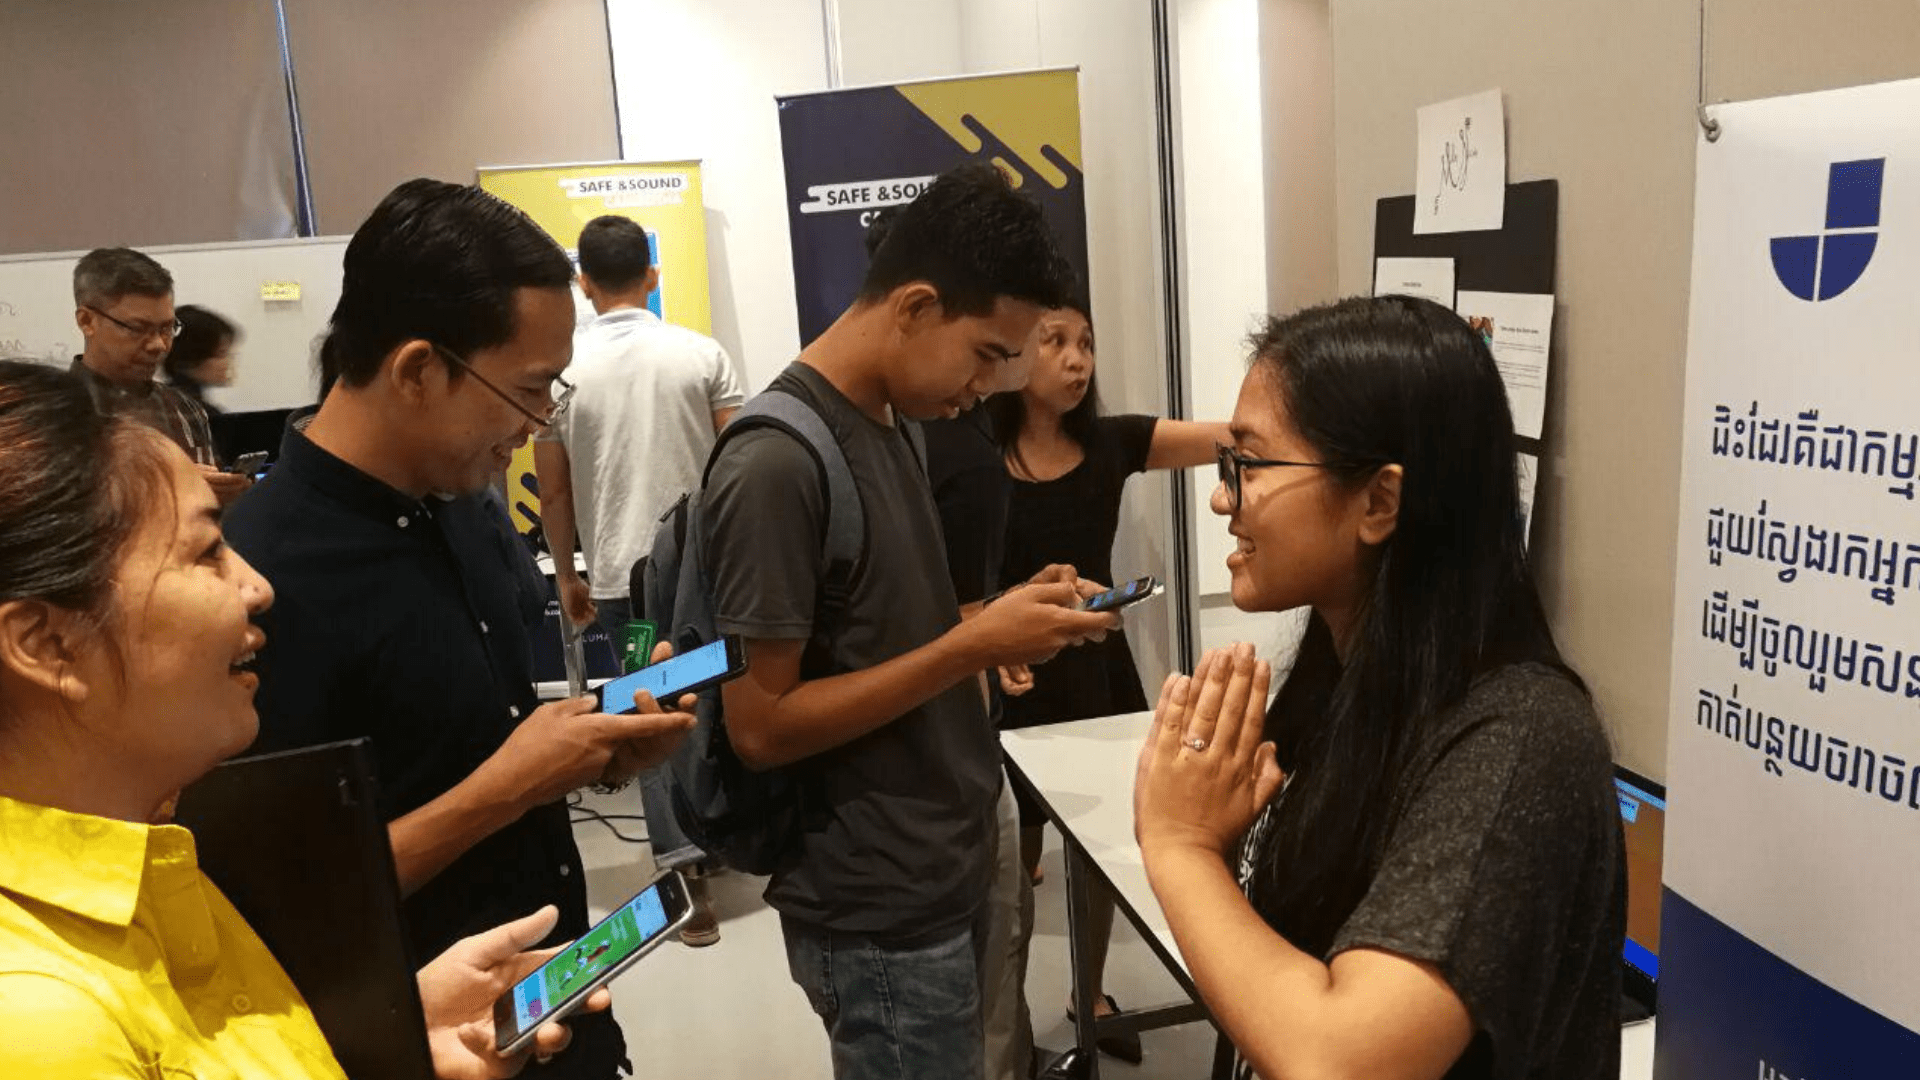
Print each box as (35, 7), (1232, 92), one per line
(69, 246), (248, 504)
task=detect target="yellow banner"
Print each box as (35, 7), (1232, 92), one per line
(477, 160), (713, 533)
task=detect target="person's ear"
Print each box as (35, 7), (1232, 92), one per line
(385, 340), (441, 408)
(577, 273), (600, 305)
(643, 265), (661, 297)
(1356, 464), (1403, 546)
(0, 600), (94, 706)
(890, 282), (943, 336)
(75, 307), (96, 341)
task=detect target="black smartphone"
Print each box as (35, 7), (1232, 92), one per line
(1076, 575), (1164, 613)
(592, 634), (746, 714)
(492, 870), (694, 1056)
(226, 450), (270, 476)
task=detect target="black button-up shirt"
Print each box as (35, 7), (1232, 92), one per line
(225, 429), (625, 1078)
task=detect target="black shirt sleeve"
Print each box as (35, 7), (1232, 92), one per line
(1094, 414), (1160, 480)
(1329, 667), (1623, 1080)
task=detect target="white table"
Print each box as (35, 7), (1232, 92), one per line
(1002, 713), (1656, 1080)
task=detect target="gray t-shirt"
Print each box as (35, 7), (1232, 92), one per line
(703, 362), (998, 939)
(1238, 662), (1624, 1080)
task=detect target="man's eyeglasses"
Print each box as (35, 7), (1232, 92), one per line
(432, 344), (575, 429)
(87, 306), (181, 343)
(1215, 442), (1372, 513)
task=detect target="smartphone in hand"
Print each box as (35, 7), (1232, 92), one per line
(226, 450), (270, 476)
(492, 871), (694, 1055)
(592, 635), (746, 714)
(1076, 575), (1164, 613)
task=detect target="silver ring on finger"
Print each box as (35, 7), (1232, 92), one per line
(1186, 737), (1209, 752)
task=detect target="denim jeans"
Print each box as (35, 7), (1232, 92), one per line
(781, 914), (987, 1080)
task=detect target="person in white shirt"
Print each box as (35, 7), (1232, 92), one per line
(535, 215), (744, 948)
(535, 215), (745, 640)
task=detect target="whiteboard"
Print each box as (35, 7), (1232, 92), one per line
(0, 236), (350, 412)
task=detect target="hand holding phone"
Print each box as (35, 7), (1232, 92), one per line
(1076, 575), (1163, 613)
(226, 450), (270, 476)
(593, 635), (746, 714)
(417, 904), (610, 1075)
(492, 872), (695, 1055)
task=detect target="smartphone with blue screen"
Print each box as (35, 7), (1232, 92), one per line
(592, 635), (745, 714)
(1076, 575), (1164, 613)
(492, 871), (694, 1055)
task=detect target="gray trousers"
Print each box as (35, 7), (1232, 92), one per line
(981, 768), (1036, 1080)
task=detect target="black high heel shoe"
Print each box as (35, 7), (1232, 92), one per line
(1064, 994), (1145, 1065)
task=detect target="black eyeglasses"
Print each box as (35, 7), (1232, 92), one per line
(1215, 442), (1369, 512)
(87, 306), (181, 342)
(431, 344), (575, 428)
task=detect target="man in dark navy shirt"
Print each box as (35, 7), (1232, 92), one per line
(225, 179), (692, 1079)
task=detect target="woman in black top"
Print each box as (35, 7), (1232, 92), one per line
(987, 299), (1226, 731)
(1134, 297), (1625, 1080)
(985, 298), (1225, 1059)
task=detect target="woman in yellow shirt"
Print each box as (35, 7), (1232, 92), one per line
(0, 360), (605, 1078)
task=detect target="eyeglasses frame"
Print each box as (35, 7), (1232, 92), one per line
(430, 343), (575, 429)
(86, 305), (182, 343)
(1214, 442), (1378, 513)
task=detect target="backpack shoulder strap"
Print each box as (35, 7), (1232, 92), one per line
(899, 417), (928, 477)
(704, 390), (864, 623)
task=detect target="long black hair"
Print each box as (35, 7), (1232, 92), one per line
(984, 295), (1101, 477)
(1244, 295), (1583, 956)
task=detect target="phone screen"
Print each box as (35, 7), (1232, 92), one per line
(1079, 576), (1160, 613)
(596, 637), (731, 713)
(506, 882), (675, 1036)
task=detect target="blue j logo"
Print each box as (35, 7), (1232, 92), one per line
(1771, 158), (1886, 301)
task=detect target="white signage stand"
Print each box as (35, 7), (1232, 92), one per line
(1659, 77), (1920, 1076)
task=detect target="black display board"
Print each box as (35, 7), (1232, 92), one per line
(1373, 178), (1558, 456)
(1373, 178), (1558, 295)
(176, 739), (434, 1080)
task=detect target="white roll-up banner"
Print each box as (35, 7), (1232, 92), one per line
(1660, 77), (1920, 1076)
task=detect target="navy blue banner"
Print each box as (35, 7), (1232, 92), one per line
(776, 72), (1090, 346)
(1656, 889), (1920, 1076)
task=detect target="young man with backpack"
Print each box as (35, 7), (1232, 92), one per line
(700, 165), (1117, 1080)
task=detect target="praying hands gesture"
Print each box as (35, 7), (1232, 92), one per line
(1133, 642), (1285, 861)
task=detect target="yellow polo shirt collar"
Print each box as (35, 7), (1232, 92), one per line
(0, 794), (151, 927)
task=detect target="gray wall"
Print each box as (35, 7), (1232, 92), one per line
(286, 0), (620, 234)
(0, 1), (297, 253)
(1326, 0), (1920, 778)
(0, 0), (620, 254)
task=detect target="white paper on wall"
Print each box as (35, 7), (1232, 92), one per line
(1454, 290), (1554, 439)
(1414, 89), (1507, 234)
(1372, 256), (1456, 308)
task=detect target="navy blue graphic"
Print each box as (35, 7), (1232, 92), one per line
(777, 87), (1089, 346)
(1771, 159), (1886, 301)
(1656, 889), (1920, 1075)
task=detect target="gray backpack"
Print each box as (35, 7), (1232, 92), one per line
(637, 389), (920, 873)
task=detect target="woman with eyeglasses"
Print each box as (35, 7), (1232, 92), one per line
(1133, 296), (1625, 1080)
(983, 296), (1227, 1062)
(0, 361), (607, 1079)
